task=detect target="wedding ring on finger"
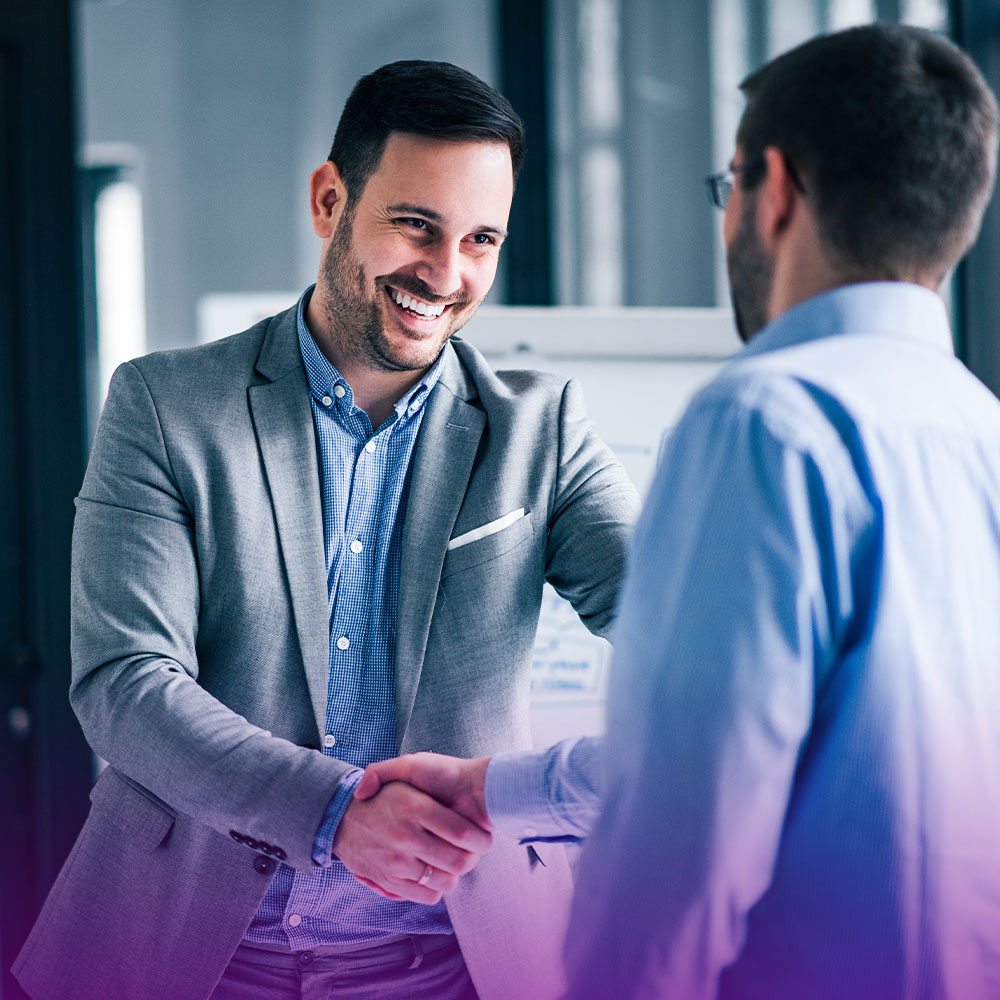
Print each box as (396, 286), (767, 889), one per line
(417, 863), (434, 887)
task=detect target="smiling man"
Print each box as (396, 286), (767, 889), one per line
(13, 61), (639, 1000)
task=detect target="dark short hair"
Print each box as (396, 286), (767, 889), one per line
(329, 60), (525, 206)
(737, 23), (999, 279)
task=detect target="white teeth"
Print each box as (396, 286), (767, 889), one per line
(391, 288), (445, 318)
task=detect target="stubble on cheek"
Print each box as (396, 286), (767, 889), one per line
(726, 192), (774, 343)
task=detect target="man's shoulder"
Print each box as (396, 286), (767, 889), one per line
(679, 345), (859, 461)
(100, 307), (302, 437)
(446, 336), (572, 407)
(129, 315), (274, 384)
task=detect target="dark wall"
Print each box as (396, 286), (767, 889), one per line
(0, 2), (93, 997)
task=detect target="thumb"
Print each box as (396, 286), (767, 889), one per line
(353, 766), (385, 800)
(353, 757), (414, 800)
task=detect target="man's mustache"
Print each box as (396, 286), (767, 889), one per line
(379, 273), (467, 308)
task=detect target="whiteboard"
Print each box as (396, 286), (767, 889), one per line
(198, 295), (741, 746)
(466, 306), (740, 746)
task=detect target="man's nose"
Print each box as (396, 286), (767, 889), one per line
(413, 240), (463, 298)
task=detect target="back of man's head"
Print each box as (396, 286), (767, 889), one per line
(737, 23), (999, 283)
(329, 60), (524, 207)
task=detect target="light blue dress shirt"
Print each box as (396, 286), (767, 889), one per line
(246, 287), (454, 948)
(530, 283), (1000, 999)
(487, 735), (603, 842)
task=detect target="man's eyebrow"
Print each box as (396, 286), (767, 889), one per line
(387, 203), (508, 240)
(389, 202), (442, 221)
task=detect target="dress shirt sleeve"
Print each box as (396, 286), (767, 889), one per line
(312, 768), (364, 866)
(562, 378), (873, 1000)
(484, 735), (604, 842)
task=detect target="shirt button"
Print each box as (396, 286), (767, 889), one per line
(350, 539), (363, 554)
(323, 733), (336, 748)
(523, 826), (539, 838)
(320, 394), (332, 407)
(336, 636), (350, 650)
(364, 441), (376, 453)
(333, 385), (346, 398)
(288, 913), (302, 927)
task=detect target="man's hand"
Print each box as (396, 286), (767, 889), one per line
(354, 752), (492, 830)
(333, 780), (491, 905)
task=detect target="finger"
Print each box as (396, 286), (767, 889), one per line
(412, 862), (460, 896)
(354, 874), (404, 900)
(405, 824), (490, 879)
(417, 796), (493, 856)
(374, 872), (445, 906)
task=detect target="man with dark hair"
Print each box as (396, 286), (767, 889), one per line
(357, 23), (1000, 1000)
(560, 23), (1000, 999)
(12, 60), (637, 1000)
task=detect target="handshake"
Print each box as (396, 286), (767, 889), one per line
(333, 752), (494, 906)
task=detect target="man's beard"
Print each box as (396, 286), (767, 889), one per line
(726, 191), (774, 343)
(318, 210), (470, 373)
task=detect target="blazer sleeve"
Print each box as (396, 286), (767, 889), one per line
(69, 361), (353, 873)
(544, 378), (642, 637)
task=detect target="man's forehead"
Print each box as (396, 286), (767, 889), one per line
(363, 132), (514, 223)
(379, 130), (513, 167)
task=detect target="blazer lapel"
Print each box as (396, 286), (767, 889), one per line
(395, 346), (485, 743)
(248, 310), (330, 738)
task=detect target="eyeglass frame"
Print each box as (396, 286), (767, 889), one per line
(704, 153), (806, 210)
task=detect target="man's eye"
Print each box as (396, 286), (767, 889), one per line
(400, 218), (429, 231)
(471, 233), (496, 246)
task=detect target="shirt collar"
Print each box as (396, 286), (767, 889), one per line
(295, 284), (444, 421)
(740, 281), (955, 360)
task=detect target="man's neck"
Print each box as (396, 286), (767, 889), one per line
(764, 209), (941, 328)
(305, 293), (430, 429)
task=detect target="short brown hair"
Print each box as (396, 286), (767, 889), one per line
(329, 60), (525, 207)
(737, 24), (999, 280)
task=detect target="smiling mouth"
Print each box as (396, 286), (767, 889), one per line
(385, 284), (452, 321)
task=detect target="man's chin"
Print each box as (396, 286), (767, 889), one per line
(369, 331), (451, 373)
(373, 303), (480, 371)
(728, 281), (770, 343)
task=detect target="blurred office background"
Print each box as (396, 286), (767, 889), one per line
(3, 2), (1000, 997)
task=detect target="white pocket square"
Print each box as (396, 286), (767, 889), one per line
(447, 508), (526, 551)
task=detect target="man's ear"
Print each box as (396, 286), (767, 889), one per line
(756, 146), (799, 251)
(309, 161), (349, 239)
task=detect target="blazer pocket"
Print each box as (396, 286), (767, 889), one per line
(441, 508), (534, 579)
(89, 766), (176, 852)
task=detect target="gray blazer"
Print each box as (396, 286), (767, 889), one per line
(13, 305), (639, 1000)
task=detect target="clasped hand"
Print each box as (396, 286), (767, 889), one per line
(334, 753), (491, 904)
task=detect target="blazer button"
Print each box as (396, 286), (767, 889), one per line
(272, 846), (287, 861)
(254, 855), (276, 876)
(229, 830), (245, 844)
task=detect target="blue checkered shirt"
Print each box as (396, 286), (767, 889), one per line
(244, 287), (453, 947)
